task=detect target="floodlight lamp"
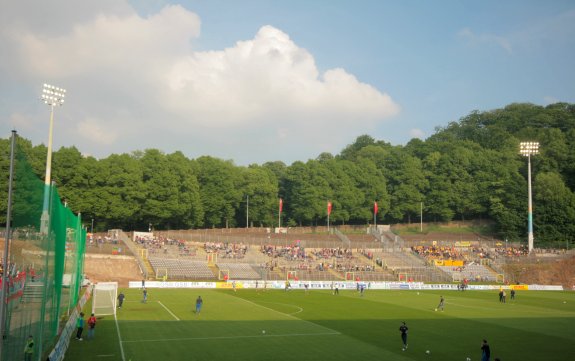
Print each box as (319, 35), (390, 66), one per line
(519, 141), (539, 156)
(42, 83), (66, 106)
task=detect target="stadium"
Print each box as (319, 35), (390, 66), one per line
(2, 3), (575, 361)
(1, 151), (574, 361)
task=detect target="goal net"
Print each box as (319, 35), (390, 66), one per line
(218, 269), (230, 281)
(156, 268), (168, 281)
(92, 282), (118, 316)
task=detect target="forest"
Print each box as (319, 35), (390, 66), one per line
(1, 102), (574, 246)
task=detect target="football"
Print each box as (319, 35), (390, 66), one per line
(426, 350), (431, 354)
(467, 358), (471, 361)
(262, 330), (266, 334)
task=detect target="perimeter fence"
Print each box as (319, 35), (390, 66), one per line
(1, 133), (86, 361)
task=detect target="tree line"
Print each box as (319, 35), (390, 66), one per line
(1, 102), (574, 245)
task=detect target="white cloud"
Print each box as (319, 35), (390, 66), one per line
(543, 96), (559, 105)
(77, 118), (118, 145)
(409, 128), (426, 139)
(0, 1), (399, 164)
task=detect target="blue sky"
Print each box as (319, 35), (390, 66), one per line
(1, 0), (574, 165)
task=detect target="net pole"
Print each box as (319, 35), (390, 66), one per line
(0, 130), (17, 360)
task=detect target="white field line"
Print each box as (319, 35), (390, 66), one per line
(158, 301), (180, 321)
(236, 297), (341, 335)
(122, 332), (340, 343)
(114, 313), (126, 361)
(258, 301), (304, 315)
(96, 355), (115, 358)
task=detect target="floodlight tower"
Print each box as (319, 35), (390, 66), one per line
(40, 83), (66, 234)
(519, 141), (539, 253)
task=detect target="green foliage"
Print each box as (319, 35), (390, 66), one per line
(2, 102), (574, 244)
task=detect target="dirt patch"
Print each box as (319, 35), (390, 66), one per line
(83, 255), (142, 288)
(503, 256), (575, 289)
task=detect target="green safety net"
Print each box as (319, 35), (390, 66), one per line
(1, 137), (86, 361)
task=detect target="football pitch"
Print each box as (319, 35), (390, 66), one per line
(65, 288), (575, 361)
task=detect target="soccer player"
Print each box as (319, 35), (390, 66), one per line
(195, 296), (203, 314)
(232, 281), (237, 292)
(481, 339), (491, 361)
(117, 292), (125, 308)
(76, 312), (85, 340)
(399, 322), (408, 350)
(87, 313), (97, 339)
(334, 283), (339, 295)
(436, 295), (445, 311)
(24, 335), (34, 361)
(142, 288), (148, 303)
(510, 289), (515, 300)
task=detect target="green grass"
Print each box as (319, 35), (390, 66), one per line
(65, 288), (575, 361)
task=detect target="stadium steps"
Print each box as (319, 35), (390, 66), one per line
(327, 268), (345, 280)
(22, 282), (44, 303)
(144, 259), (155, 280)
(208, 264), (220, 279)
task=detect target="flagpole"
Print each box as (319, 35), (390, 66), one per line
(327, 201), (330, 233)
(278, 198), (282, 229)
(374, 201), (377, 228)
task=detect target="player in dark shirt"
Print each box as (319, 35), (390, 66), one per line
(481, 339), (491, 361)
(399, 322), (408, 350)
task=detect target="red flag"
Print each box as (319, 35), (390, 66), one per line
(279, 198), (283, 213)
(374, 201), (378, 214)
(327, 201), (332, 216)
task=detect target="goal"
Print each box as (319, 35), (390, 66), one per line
(92, 282), (118, 316)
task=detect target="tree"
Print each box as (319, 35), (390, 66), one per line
(533, 172), (575, 243)
(196, 156), (242, 228)
(236, 165), (279, 227)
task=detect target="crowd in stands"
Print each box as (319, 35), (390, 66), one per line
(90, 235), (120, 246)
(411, 245), (464, 260)
(311, 247), (353, 260)
(494, 245), (529, 257)
(135, 235), (194, 256)
(261, 244), (307, 260)
(204, 242), (247, 259)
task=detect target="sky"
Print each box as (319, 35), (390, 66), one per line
(1, 0), (574, 165)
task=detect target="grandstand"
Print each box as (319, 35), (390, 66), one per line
(215, 262), (262, 280)
(99, 225), (573, 285)
(438, 263), (498, 282)
(148, 258), (215, 280)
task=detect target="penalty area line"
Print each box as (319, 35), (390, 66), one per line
(158, 301), (180, 321)
(122, 332), (341, 343)
(236, 297), (340, 335)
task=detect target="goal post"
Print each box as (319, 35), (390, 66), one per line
(92, 282), (118, 316)
(207, 253), (217, 266)
(287, 270), (297, 281)
(156, 268), (168, 281)
(218, 269), (230, 281)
